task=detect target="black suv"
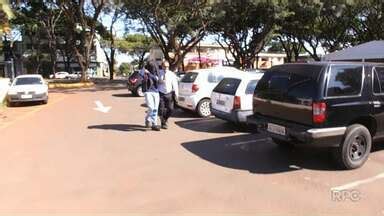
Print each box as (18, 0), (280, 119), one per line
(247, 62), (384, 169)
(127, 71), (144, 97)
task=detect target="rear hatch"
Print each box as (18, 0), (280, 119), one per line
(128, 71), (142, 87)
(179, 72), (199, 96)
(211, 78), (241, 113)
(253, 64), (325, 126)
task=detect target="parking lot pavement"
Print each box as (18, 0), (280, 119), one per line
(1, 87), (384, 215)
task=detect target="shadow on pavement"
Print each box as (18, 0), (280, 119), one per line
(112, 93), (137, 98)
(8, 101), (44, 107)
(175, 117), (249, 133)
(171, 108), (199, 118)
(181, 133), (337, 174)
(88, 124), (148, 132)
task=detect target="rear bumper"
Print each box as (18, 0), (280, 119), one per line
(212, 108), (253, 123)
(247, 115), (345, 147)
(177, 95), (198, 111)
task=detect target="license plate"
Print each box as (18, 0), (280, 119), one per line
(216, 100), (225, 106)
(267, 123), (286, 136)
(178, 97), (185, 102)
(21, 94), (32, 99)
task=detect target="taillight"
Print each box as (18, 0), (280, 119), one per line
(192, 84), (199, 93)
(313, 102), (326, 124)
(130, 78), (138, 83)
(233, 96), (241, 110)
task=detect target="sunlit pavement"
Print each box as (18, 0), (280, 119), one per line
(1, 84), (384, 215)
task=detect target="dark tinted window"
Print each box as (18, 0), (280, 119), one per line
(245, 80), (259, 94)
(213, 78), (241, 95)
(326, 65), (363, 97)
(255, 64), (323, 101)
(181, 72), (198, 83)
(373, 67), (384, 94)
(15, 77), (43, 85)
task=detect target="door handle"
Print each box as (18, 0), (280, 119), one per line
(373, 101), (381, 108)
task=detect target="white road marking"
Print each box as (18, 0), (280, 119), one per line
(230, 138), (271, 146)
(331, 172), (384, 191)
(93, 100), (111, 113)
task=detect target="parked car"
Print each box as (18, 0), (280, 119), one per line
(211, 72), (264, 124)
(178, 66), (243, 117)
(67, 72), (81, 79)
(49, 71), (70, 79)
(127, 71), (144, 97)
(247, 62), (384, 169)
(7, 74), (48, 106)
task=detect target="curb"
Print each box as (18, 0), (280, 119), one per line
(48, 82), (95, 89)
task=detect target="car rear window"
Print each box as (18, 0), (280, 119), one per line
(213, 78), (241, 95)
(373, 67), (384, 94)
(255, 64), (323, 102)
(326, 65), (363, 97)
(180, 72), (198, 83)
(15, 77), (42, 85)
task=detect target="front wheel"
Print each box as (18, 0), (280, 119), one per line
(197, 99), (211, 118)
(333, 124), (372, 170)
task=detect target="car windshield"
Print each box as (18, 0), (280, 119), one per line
(14, 77), (43, 86)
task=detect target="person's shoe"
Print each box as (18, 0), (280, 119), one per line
(145, 121), (151, 128)
(151, 125), (161, 131)
(161, 123), (168, 129)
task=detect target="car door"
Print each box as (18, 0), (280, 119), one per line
(371, 66), (384, 138)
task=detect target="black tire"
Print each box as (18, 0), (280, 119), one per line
(272, 138), (294, 149)
(42, 99), (48, 104)
(7, 101), (14, 107)
(333, 124), (372, 170)
(135, 86), (144, 97)
(197, 98), (211, 118)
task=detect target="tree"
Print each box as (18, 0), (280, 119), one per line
(122, 0), (212, 71)
(100, 1), (124, 80)
(117, 33), (153, 68)
(210, 0), (285, 69)
(58, 0), (108, 82)
(35, 1), (63, 76)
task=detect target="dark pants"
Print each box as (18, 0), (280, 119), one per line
(159, 92), (174, 125)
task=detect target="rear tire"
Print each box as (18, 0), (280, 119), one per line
(272, 138), (294, 149)
(332, 124), (371, 170)
(135, 86), (144, 97)
(7, 101), (14, 107)
(197, 99), (211, 118)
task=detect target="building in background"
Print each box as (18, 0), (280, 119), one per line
(149, 43), (286, 71)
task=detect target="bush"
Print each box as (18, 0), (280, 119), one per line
(119, 63), (132, 76)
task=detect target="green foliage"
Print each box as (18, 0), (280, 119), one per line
(119, 62), (132, 76)
(117, 34), (153, 68)
(122, 0), (213, 71)
(210, 0), (288, 68)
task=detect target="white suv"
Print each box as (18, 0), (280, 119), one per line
(178, 66), (243, 117)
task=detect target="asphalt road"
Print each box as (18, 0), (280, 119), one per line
(1, 85), (384, 215)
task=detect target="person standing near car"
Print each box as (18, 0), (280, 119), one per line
(158, 61), (179, 129)
(142, 63), (161, 131)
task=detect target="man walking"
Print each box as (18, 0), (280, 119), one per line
(158, 61), (179, 129)
(141, 63), (161, 131)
